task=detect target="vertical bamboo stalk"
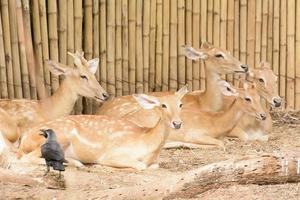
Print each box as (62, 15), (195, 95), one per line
(8, 0), (22, 98)
(185, 0), (192, 91)
(247, 0), (255, 68)
(107, 0), (116, 96)
(255, 0), (262, 68)
(16, 0), (30, 99)
(83, 0), (93, 114)
(239, 0), (247, 65)
(267, 0), (273, 64)
(143, 0), (151, 93)
(296, 0), (300, 109)
(261, 0), (268, 61)
(213, 0), (220, 46)
(129, 0), (136, 93)
(272, 0), (280, 77)
(169, 0), (177, 92)
(39, 0), (51, 96)
(22, 0), (37, 99)
(233, 0), (240, 85)
(162, 0), (170, 91)
(58, 1), (68, 64)
(0, 5), (8, 98)
(100, 0), (107, 91)
(149, 0), (157, 91)
(279, 0), (286, 102)
(74, 0), (83, 113)
(67, 0), (74, 68)
(177, 0), (185, 88)
(226, 0), (234, 83)
(122, 0), (129, 95)
(155, 0), (162, 91)
(207, 0), (213, 44)
(48, 0), (59, 93)
(136, 0), (143, 93)
(286, 0), (295, 109)
(116, 0), (122, 96)
(200, 0), (207, 88)
(220, 0), (227, 81)
(192, 0), (200, 90)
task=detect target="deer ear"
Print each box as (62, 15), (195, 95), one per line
(132, 94), (160, 110)
(87, 58), (99, 74)
(68, 51), (82, 67)
(46, 60), (70, 76)
(182, 46), (207, 60)
(175, 84), (189, 99)
(218, 80), (238, 97)
(201, 41), (212, 49)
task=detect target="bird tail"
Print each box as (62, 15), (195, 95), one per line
(52, 162), (65, 171)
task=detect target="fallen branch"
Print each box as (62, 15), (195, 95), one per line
(97, 152), (300, 199)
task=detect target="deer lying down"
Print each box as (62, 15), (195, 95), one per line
(165, 81), (266, 149)
(0, 108), (20, 144)
(0, 52), (108, 135)
(18, 86), (188, 170)
(96, 42), (248, 127)
(225, 62), (282, 141)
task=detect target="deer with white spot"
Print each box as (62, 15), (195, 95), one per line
(0, 52), (109, 137)
(96, 42), (248, 127)
(18, 86), (188, 170)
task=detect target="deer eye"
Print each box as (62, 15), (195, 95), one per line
(245, 97), (252, 102)
(80, 75), (88, 80)
(258, 78), (264, 83)
(161, 104), (167, 108)
(215, 54), (224, 59)
(226, 87), (231, 92)
(179, 103), (183, 108)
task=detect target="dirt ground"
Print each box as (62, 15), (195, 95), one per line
(1, 111), (300, 200)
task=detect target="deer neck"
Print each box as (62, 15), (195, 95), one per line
(201, 62), (223, 112)
(40, 78), (78, 120)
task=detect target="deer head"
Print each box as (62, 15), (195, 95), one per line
(46, 51), (109, 102)
(248, 61), (281, 107)
(133, 85), (188, 129)
(183, 42), (248, 74)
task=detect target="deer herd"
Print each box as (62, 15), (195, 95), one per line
(0, 42), (282, 171)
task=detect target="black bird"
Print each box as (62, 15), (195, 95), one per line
(39, 129), (67, 178)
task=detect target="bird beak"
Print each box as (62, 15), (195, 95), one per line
(39, 129), (47, 137)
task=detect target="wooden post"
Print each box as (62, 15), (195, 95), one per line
(177, 0), (185, 88)
(162, 0), (170, 91)
(122, 0), (129, 95)
(155, 0), (162, 91)
(192, 0), (200, 90)
(116, 0), (123, 96)
(185, 0), (192, 91)
(149, 0), (157, 91)
(169, 0), (177, 92)
(136, 0), (143, 93)
(0, 4), (8, 98)
(129, 0), (136, 93)
(100, 0), (107, 91)
(143, 0), (151, 93)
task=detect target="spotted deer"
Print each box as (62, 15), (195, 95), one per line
(18, 86), (188, 170)
(0, 52), (109, 135)
(96, 42), (248, 127)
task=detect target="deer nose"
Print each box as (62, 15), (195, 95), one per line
(102, 93), (109, 101)
(272, 97), (281, 107)
(240, 64), (248, 72)
(172, 121), (182, 129)
(260, 113), (267, 120)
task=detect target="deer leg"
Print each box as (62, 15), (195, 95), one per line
(101, 157), (148, 170)
(65, 157), (84, 168)
(19, 148), (45, 165)
(227, 126), (249, 141)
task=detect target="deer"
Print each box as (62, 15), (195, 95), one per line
(225, 61), (281, 141)
(17, 86), (188, 170)
(164, 81), (267, 149)
(0, 51), (109, 136)
(0, 108), (20, 144)
(96, 42), (248, 127)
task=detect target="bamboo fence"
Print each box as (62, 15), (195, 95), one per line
(0, 0), (299, 111)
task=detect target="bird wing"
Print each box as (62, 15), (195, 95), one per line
(41, 142), (65, 162)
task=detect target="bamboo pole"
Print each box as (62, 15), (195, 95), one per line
(107, 0), (116, 96)
(100, 0), (107, 91)
(122, 0), (129, 95)
(136, 0), (143, 93)
(261, 0), (268, 61)
(247, 0), (255, 69)
(185, 0), (192, 91)
(272, 0), (280, 76)
(1, 0), (14, 98)
(239, 0), (247, 64)
(255, 0), (262, 68)
(162, 0), (170, 91)
(286, 0), (295, 109)
(115, 0), (122, 96)
(83, 0), (93, 114)
(48, 0), (59, 93)
(129, 0), (136, 93)
(67, 0), (74, 68)
(0, 6), (8, 98)
(192, 0), (200, 90)
(16, 0), (30, 99)
(22, 0), (37, 99)
(213, 0), (220, 47)
(155, 0), (162, 92)
(233, 0), (240, 85)
(200, 0), (207, 88)
(220, 0), (227, 81)
(143, 0), (151, 93)
(169, 0), (177, 92)
(8, 0), (22, 98)
(207, 0), (213, 44)
(226, 0), (234, 83)
(267, 0), (273, 64)
(296, 0), (300, 109)
(279, 0), (287, 103)
(74, 0), (83, 114)
(149, 0), (157, 91)
(177, 0), (185, 88)
(58, 1), (68, 65)
(39, 0), (51, 96)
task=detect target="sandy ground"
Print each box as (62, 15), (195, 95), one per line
(1, 111), (300, 200)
